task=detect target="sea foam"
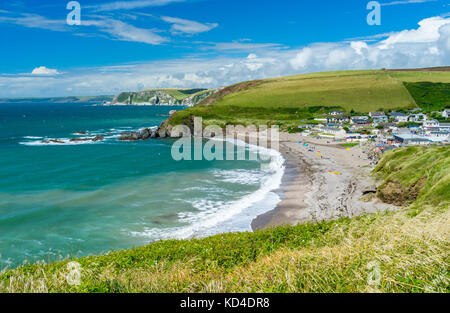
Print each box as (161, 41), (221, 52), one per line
(130, 139), (285, 240)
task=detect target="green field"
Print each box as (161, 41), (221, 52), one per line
(389, 70), (450, 83)
(1, 147), (448, 293)
(212, 70), (416, 112)
(165, 69), (450, 129)
(402, 82), (450, 112)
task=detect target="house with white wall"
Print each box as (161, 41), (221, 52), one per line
(423, 119), (440, 128)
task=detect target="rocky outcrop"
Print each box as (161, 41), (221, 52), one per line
(41, 135), (105, 144)
(41, 139), (65, 144)
(70, 135), (104, 143)
(92, 135), (105, 142)
(181, 89), (217, 106)
(118, 128), (157, 141)
(110, 89), (217, 107)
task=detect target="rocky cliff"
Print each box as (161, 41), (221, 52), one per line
(111, 88), (217, 107)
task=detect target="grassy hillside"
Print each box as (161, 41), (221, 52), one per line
(389, 70), (450, 83)
(166, 69), (450, 129)
(375, 146), (450, 210)
(402, 82), (450, 112)
(211, 70), (415, 112)
(167, 70), (424, 128)
(1, 147), (448, 293)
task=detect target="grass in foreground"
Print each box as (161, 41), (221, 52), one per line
(375, 146), (450, 210)
(0, 147), (448, 293)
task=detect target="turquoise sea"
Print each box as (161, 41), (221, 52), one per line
(0, 103), (284, 268)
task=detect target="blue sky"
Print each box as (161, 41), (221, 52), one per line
(0, 0), (449, 97)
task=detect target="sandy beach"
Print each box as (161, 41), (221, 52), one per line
(249, 132), (397, 230)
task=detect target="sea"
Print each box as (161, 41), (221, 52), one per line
(0, 102), (284, 268)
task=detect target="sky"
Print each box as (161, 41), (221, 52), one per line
(0, 0), (449, 97)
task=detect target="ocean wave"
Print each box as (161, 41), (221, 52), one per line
(130, 139), (285, 240)
(211, 169), (266, 185)
(19, 138), (100, 146)
(19, 126), (159, 146)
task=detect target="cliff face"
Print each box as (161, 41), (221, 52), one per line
(111, 89), (217, 107)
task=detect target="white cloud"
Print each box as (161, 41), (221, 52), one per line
(1, 16), (450, 97)
(381, 0), (437, 6)
(83, 18), (168, 44)
(0, 13), (66, 32)
(290, 47), (313, 70)
(87, 0), (184, 11)
(203, 41), (284, 52)
(161, 16), (218, 35)
(379, 17), (450, 48)
(31, 66), (60, 75)
(0, 10), (168, 45)
(350, 41), (369, 55)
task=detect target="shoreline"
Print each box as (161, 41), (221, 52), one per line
(248, 133), (398, 230)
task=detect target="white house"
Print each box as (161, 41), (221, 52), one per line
(427, 132), (449, 142)
(329, 111), (346, 116)
(389, 112), (408, 123)
(393, 133), (431, 145)
(315, 125), (347, 139)
(408, 113), (427, 123)
(327, 116), (350, 124)
(369, 112), (386, 118)
(350, 116), (370, 125)
(439, 123), (450, 132)
(423, 119), (440, 128)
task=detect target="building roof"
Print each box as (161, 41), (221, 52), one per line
(351, 116), (369, 119)
(370, 112), (387, 117)
(408, 138), (432, 142)
(429, 131), (449, 135)
(327, 116), (349, 119)
(321, 126), (343, 132)
(394, 133), (430, 141)
(390, 112), (407, 117)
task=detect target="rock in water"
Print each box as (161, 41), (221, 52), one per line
(70, 138), (91, 142)
(118, 132), (140, 141)
(118, 128), (154, 141)
(92, 135), (105, 142)
(140, 128), (151, 140)
(41, 139), (65, 144)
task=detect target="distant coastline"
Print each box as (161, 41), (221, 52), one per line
(0, 95), (114, 104)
